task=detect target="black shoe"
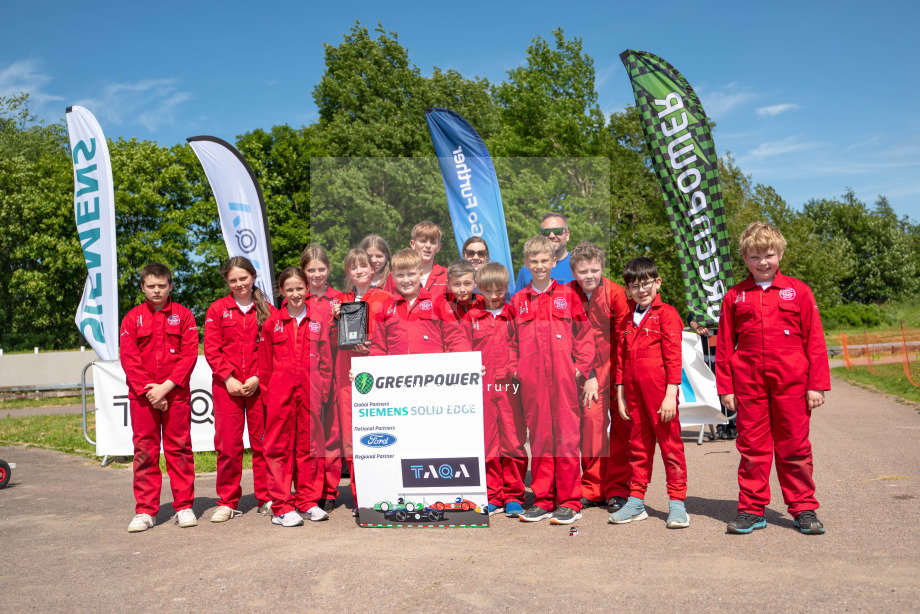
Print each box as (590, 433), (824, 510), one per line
(580, 497), (605, 508)
(519, 505), (553, 523)
(716, 425), (727, 440)
(793, 510), (825, 535)
(724, 426), (737, 440)
(726, 512), (767, 534)
(606, 496), (628, 513)
(549, 506), (582, 525)
(320, 499), (335, 513)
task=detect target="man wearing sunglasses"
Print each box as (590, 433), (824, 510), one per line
(514, 212), (576, 291)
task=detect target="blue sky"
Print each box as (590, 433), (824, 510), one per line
(3, 0), (918, 220)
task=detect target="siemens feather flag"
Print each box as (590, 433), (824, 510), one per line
(621, 50), (733, 327)
(425, 107), (515, 294)
(66, 106), (119, 360)
(187, 136), (276, 301)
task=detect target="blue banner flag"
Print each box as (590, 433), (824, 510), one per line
(425, 107), (516, 294)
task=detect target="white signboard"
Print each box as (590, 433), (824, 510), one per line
(677, 332), (728, 426)
(351, 352), (488, 528)
(93, 358), (249, 455)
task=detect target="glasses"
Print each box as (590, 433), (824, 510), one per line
(539, 227), (568, 237)
(627, 280), (657, 293)
(464, 249), (488, 258)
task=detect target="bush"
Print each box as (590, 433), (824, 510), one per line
(821, 303), (894, 331)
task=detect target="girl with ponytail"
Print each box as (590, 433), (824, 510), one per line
(203, 256), (275, 522)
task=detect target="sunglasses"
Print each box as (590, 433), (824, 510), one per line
(465, 249), (488, 258)
(539, 227), (568, 237)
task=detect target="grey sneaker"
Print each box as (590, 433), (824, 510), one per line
(793, 510), (825, 535)
(519, 504), (553, 523)
(550, 506), (582, 525)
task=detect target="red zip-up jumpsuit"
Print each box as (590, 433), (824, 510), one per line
(259, 304), (332, 516)
(715, 272), (830, 516)
(459, 303), (527, 507)
(321, 287), (392, 506)
(203, 294), (274, 510)
(569, 277), (631, 502)
(511, 281), (594, 512)
(120, 299), (199, 515)
(616, 294), (687, 501)
(383, 263), (448, 296)
(369, 290), (451, 356)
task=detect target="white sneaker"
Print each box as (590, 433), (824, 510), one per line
(210, 505), (239, 523)
(305, 505), (330, 522)
(128, 513), (155, 533)
(272, 511), (304, 527)
(257, 501), (273, 516)
(174, 508), (198, 528)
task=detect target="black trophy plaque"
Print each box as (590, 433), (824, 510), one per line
(338, 301), (368, 348)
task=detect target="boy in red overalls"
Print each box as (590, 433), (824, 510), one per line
(121, 263), (199, 533)
(609, 257), (689, 529)
(512, 236), (594, 525)
(716, 222), (829, 535)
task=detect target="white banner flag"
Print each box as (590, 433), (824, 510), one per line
(92, 358), (249, 456)
(187, 136), (275, 299)
(677, 331), (728, 426)
(66, 106), (119, 361)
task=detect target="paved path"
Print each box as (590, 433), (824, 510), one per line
(1, 378), (918, 611)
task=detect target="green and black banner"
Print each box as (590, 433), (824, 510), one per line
(620, 49), (733, 327)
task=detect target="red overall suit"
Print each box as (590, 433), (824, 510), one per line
(369, 290), (451, 356)
(459, 303), (527, 506)
(511, 281), (594, 512)
(259, 305), (332, 516)
(203, 294), (273, 509)
(715, 272), (830, 516)
(569, 277), (631, 502)
(383, 263), (448, 296)
(616, 294), (687, 501)
(322, 287), (392, 506)
(120, 299), (198, 515)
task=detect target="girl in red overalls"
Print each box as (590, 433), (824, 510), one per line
(259, 267), (332, 527)
(204, 257), (274, 522)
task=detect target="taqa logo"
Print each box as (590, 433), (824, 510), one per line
(190, 389), (214, 424)
(401, 457), (481, 488)
(354, 372), (375, 395)
(779, 288), (796, 301)
(308, 321), (321, 332)
(419, 299), (432, 311)
(554, 297), (567, 310)
(360, 433), (397, 448)
(167, 314), (180, 326)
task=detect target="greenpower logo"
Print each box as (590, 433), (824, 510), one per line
(354, 372), (374, 395)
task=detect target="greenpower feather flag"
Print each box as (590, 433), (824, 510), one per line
(620, 50), (733, 327)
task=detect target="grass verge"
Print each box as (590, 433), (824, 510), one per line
(0, 413), (251, 473)
(0, 395), (92, 410)
(831, 363), (920, 407)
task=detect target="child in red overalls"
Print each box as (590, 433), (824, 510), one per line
(609, 257), (689, 529)
(717, 222), (829, 535)
(121, 263), (199, 533)
(203, 256), (274, 522)
(259, 267), (332, 527)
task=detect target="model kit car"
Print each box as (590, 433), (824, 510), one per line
(373, 497), (423, 513)
(384, 506), (445, 522)
(432, 496), (477, 511)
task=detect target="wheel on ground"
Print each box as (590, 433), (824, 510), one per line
(427, 510), (441, 522)
(0, 459), (10, 489)
(394, 510), (408, 521)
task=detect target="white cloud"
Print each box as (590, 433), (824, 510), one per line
(75, 79), (192, 131)
(756, 103), (800, 117)
(746, 136), (816, 159)
(697, 82), (757, 119)
(594, 61), (620, 88)
(0, 59), (63, 105)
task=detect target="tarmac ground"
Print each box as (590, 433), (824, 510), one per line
(1, 377), (918, 611)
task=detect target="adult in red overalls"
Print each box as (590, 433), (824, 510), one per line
(717, 222), (829, 535)
(259, 267), (333, 527)
(203, 256), (274, 522)
(122, 263), (199, 533)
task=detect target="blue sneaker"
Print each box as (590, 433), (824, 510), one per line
(608, 497), (648, 524)
(666, 500), (690, 528)
(487, 503), (504, 516)
(727, 512), (767, 534)
(505, 502), (524, 518)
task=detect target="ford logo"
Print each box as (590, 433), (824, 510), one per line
(360, 433), (397, 448)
